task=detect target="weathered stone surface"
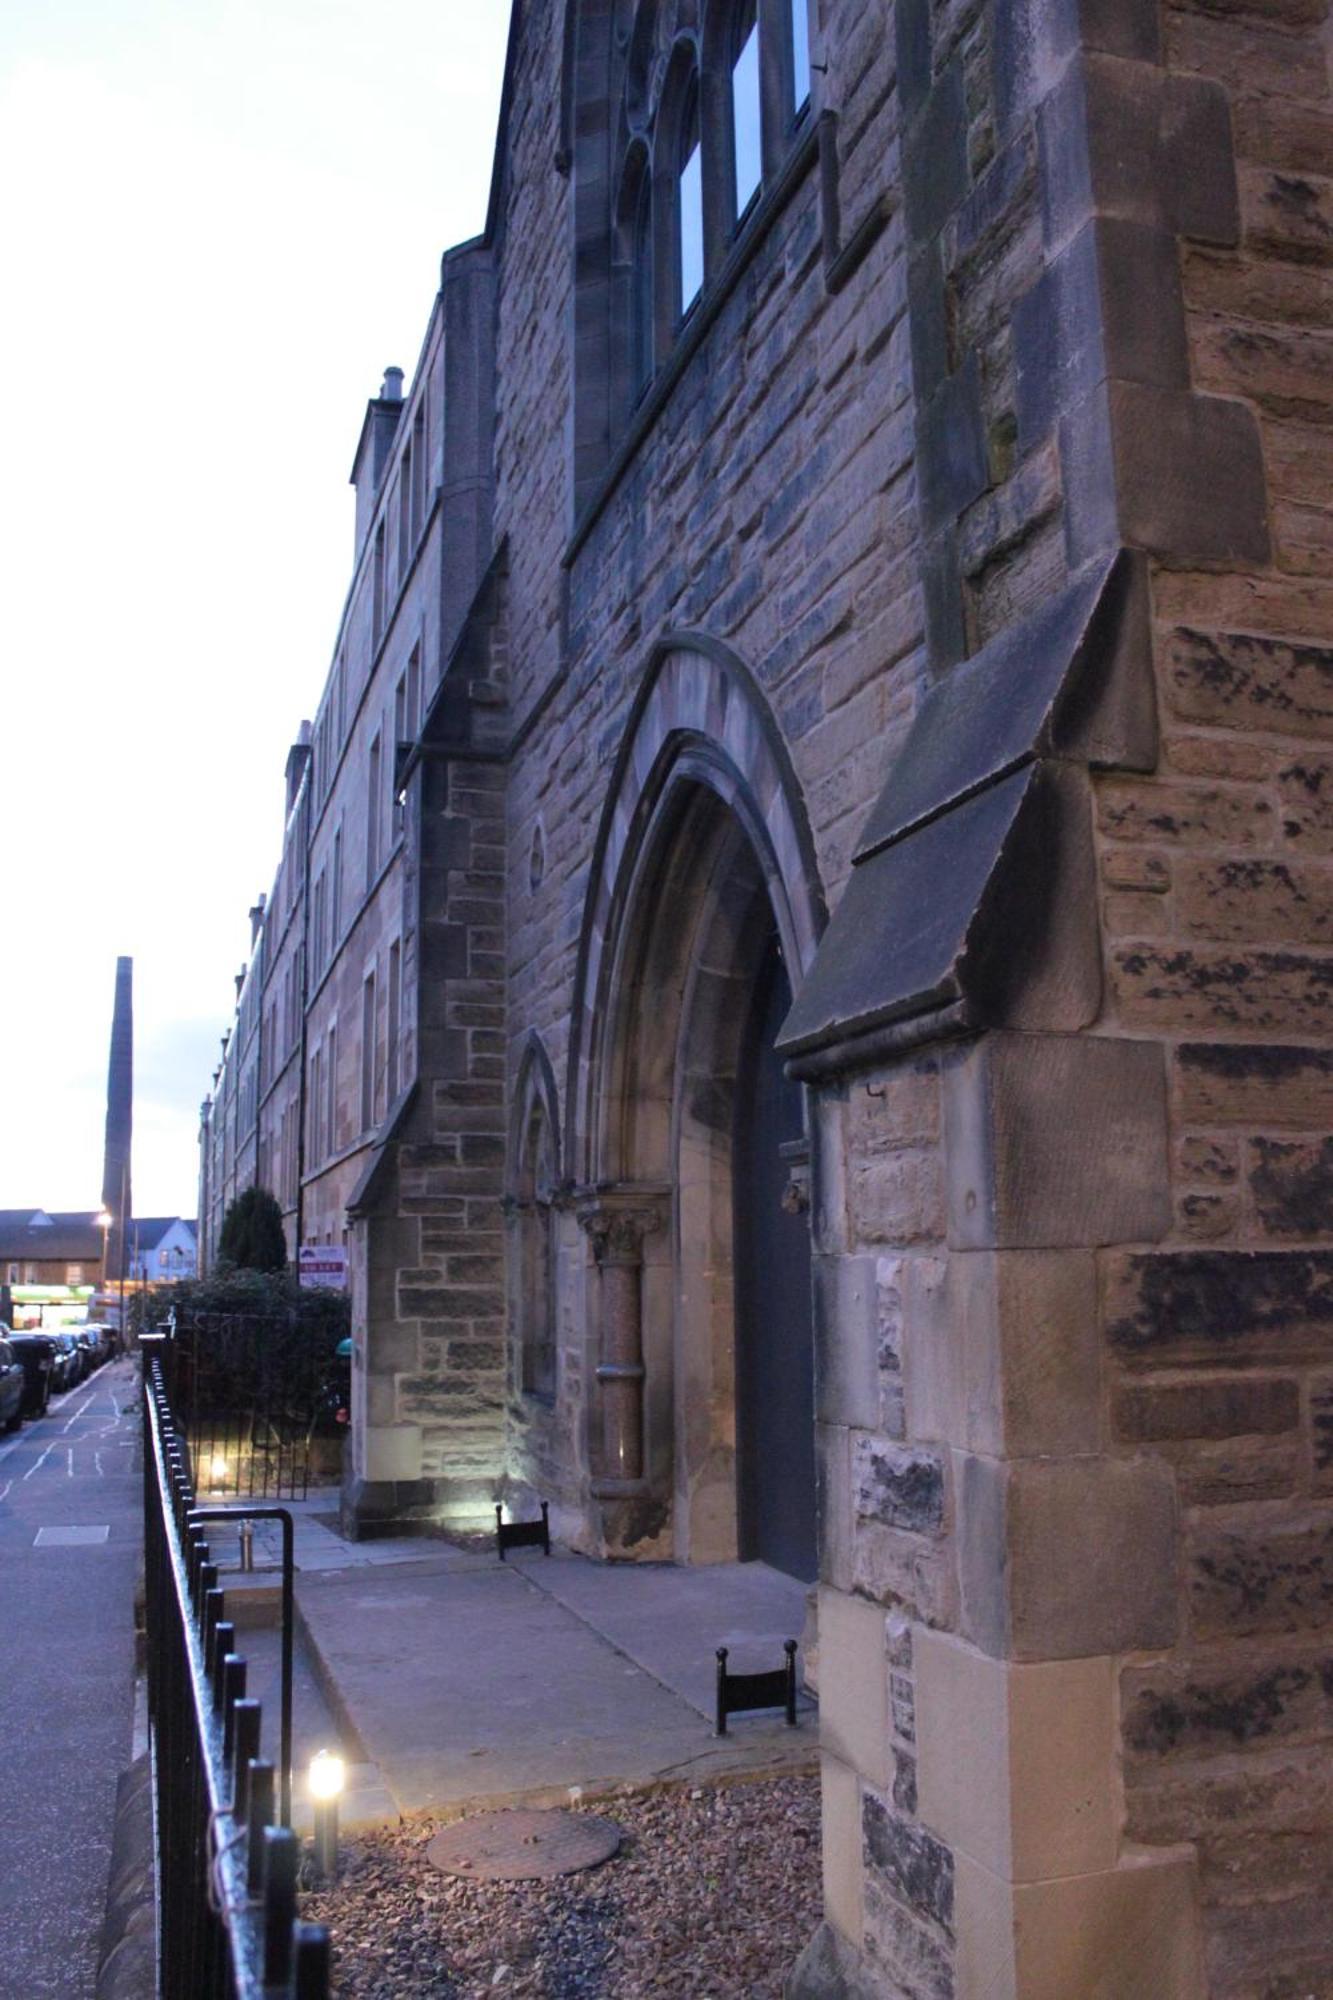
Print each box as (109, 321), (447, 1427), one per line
(943, 1033), (1170, 1250)
(861, 1880), (955, 2000)
(1113, 1377), (1300, 1443)
(1178, 857), (1333, 945)
(853, 1437), (946, 1537)
(1125, 1743), (1333, 1847)
(1176, 1042), (1333, 1128)
(909, 1249), (1101, 1458)
(862, 1790), (955, 1935)
(1314, 1375), (1333, 1492)
(1166, 1435), (1300, 1509)
(1122, 1648), (1333, 1761)
(1164, 625), (1333, 739)
(1190, 1513), (1333, 1640)
(1249, 1136), (1333, 1237)
(958, 1452), (1178, 1660)
(1104, 1250), (1333, 1368)
(1111, 943), (1333, 1033)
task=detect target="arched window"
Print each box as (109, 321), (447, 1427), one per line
(615, 144), (655, 412)
(518, 1100), (556, 1399)
(731, 1), (762, 219)
(678, 71), (704, 318)
(509, 1045), (560, 1404)
(790, 0), (812, 118)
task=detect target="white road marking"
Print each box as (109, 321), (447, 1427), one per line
(63, 1394), (95, 1432)
(0, 1480), (11, 1503)
(23, 1442), (56, 1481)
(67, 1449), (75, 1477)
(95, 1451), (105, 1477)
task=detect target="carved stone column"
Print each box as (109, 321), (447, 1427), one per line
(579, 1193), (662, 1494)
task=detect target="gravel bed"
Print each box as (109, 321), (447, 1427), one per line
(304, 1774), (821, 1998)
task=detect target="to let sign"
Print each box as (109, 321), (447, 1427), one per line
(299, 1245), (348, 1291)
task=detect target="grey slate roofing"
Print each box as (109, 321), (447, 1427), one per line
(0, 1210), (104, 1262)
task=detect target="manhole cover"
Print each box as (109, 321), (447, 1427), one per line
(426, 1808), (622, 1882)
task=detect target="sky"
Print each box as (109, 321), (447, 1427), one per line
(0, 0), (512, 1219)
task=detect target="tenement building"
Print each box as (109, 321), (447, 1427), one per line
(198, 0), (1333, 1991)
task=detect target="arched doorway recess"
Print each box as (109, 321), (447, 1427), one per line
(568, 640), (824, 1574)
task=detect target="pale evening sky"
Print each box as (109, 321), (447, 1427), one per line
(0, 1), (512, 1219)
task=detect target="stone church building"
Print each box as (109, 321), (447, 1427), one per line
(199, 0), (1333, 1990)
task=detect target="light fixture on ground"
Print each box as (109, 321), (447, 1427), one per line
(308, 1748), (345, 1879)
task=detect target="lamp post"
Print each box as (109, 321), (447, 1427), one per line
(308, 1749), (345, 1880)
(95, 1209), (112, 1310)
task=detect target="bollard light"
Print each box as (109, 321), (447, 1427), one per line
(208, 1451), (229, 1485)
(308, 1748), (345, 1880)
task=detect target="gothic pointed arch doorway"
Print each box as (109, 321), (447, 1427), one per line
(569, 641), (824, 1578)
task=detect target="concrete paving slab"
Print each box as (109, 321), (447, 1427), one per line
(295, 1555), (815, 1824)
(515, 1551), (814, 1719)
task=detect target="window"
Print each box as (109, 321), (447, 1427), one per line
(330, 825), (342, 950)
(325, 1024), (338, 1159)
(631, 162), (654, 399)
(372, 522), (386, 652)
(411, 404), (426, 543)
(791, 0), (811, 114)
(360, 972), (377, 1133)
(386, 939), (402, 1104)
(731, 3), (761, 218)
(678, 75), (704, 317)
(518, 1099), (556, 1400)
(366, 734), (382, 887)
(397, 450), (411, 578)
(406, 644), (421, 740)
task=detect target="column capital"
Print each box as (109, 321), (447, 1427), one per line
(577, 1186), (666, 1265)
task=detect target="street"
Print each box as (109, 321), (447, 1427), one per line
(0, 1357), (142, 2000)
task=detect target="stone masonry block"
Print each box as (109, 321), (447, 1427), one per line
(953, 1848), (1205, 2000)
(1064, 379), (1271, 570)
(1104, 1250), (1333, 1369)
(1015, 219), (1188, 451)
(957, 1452), (1178, 1660)
(908, 1249), (1101, 1458)
(1121, 1645), (1333, 1763)
(942, 1033), (1171, 1250)
(818, 1586), (892, 1790)
(820, 1753), (864, 1948)
(915, 1629), (1118, 1882)
(1113, 1376), (1300, 1444)
(1190, 1512), (1333, 1641)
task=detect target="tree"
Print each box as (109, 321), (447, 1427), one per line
(217, 1187), (288, 1272)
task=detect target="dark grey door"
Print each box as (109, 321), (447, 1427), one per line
(733, 928), (817, 1581)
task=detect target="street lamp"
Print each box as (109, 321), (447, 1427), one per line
(95, 1210), (112, 1302)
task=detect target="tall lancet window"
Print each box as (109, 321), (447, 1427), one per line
(678, 73), (703, 317)
(631, 162), (654, 398)
(791, 0), (811, 115)
(732, 1), (761, 217)
(518, 1098), (557, 1401)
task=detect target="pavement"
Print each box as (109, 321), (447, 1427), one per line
(0, 1358), (141, 2000)
(206, 1499), (817, 1832)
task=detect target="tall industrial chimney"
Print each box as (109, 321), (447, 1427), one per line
(100, 956), (133, 1291)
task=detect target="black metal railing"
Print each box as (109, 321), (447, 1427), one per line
(142, 1338), (330, 1998)
(154, 1309), (349, 1502)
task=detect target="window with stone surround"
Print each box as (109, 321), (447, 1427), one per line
(517, 1096), (556, 1401)
(566, 0), (817, 512)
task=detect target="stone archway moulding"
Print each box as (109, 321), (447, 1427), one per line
(565, 631), (826, 1191)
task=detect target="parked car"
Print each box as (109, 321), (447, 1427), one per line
(4, 1330), (56, 1417)
(47, 1332), (81, 1393)
(0, 1335), (24, 1432)
(71, 1329), (99, 1379)
(82, 1322), (115, 1365)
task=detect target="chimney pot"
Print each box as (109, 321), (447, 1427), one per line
(381, 366), (405, 401)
